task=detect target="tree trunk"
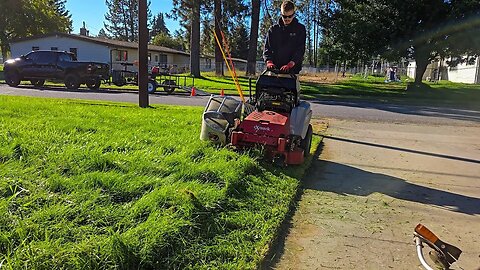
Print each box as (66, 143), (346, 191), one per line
(190, 0), (201, 78)
(0, 30), (9, 61)
(214, 0), (223, 76)
(414, 52), (430, 84)
(246, 0), (260, 76)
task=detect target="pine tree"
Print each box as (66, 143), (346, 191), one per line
(230, 22), (249, 59)
(247, 0), (260, 75)
(150, 12), (170, 40)
(104, 0), (151, 42)
(200, 17), (214, 56)
(97, 28), (110, 39)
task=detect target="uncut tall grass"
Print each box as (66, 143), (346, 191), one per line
(0, 96), (301, 269)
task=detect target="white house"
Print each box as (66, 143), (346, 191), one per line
(445, 57), (480, 84)
(9, 32), (248, 73)
(407, 57), (480, 84)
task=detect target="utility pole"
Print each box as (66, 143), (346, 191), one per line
(138, 0), (149, 108)
(313, 0), (317, 68)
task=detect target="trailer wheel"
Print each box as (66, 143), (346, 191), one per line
(64, 74), (80, 90)
(147, 79), (157, 93)
(5, 71), (21, 87)
(162, 79), (176, 94)
(86, 78), (101, 90)
(300, 124), (313, 157)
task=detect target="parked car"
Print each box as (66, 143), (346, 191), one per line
(3, 50), (110, 90)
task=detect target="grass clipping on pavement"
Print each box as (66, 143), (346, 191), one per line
(0, 96), (319, 269)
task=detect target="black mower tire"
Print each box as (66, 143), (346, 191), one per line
(148, 79), (158, 93)
(30, 79), (45, 87)
(86, 78), (101, 90)
(5, 71), (21, 87)
(64, 74), (81, 90)
(300, 124), (313, 157)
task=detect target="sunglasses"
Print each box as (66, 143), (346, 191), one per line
(281, 13), (295, 19)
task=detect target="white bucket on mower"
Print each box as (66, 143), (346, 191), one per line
(200, 95), (243, 145)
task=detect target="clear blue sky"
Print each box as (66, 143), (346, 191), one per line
(65, 0), (180, 36)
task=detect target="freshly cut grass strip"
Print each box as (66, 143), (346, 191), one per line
(0, 96), (318, 269)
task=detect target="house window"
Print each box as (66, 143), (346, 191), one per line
(155, 55), (159, 63)
(159, 54), (167, 65)
(206, 58), (212, 69)
(113, 50), (128, 61)
(69, 48), (78, 58)
(51, 47), (58, 51)
(32, 46), (39, 51)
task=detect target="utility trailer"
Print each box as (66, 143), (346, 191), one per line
(111, 63), (195, 94)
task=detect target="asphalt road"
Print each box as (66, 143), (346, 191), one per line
(1, 83), (479, 126)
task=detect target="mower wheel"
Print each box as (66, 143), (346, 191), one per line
(300, 124), (313, 157)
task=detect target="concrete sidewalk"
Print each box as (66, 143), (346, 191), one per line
(269, 119), (480, 270)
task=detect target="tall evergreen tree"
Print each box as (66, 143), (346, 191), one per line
(171, 0), (206, 77)
(200, 17), (214, 56)
(104, 0), (151, 42)
(150, 12), (170, 40)
(49, 0), (73, 32)
(230, 22), (249, 59)
(214, 0), (223, 75)
(97, 28), (110, 38)
(246, 0), (260, 75)
(190, 0), (201, 77)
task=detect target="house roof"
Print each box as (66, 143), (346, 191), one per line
(11, 32), (249, 63)
(11, 32), (190, 56)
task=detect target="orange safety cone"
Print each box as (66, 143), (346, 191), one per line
(220, 88), (225, 96)
(190, 87), (196, 96)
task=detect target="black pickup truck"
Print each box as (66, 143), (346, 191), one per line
(3, 50), (110, 90)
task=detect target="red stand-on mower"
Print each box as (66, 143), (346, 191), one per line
(200, 70), (312, 165)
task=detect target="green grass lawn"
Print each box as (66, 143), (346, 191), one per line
(0, 96), (319, 269)
(300, 75), (480, 108)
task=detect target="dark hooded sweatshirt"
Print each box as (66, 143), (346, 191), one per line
(263, 17), (306, 74)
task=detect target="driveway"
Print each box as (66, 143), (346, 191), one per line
(269, 119), (480, 270)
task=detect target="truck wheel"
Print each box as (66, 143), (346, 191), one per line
(64, 74), (80, 90)
(162, 80), (176, 94)
(30, 79), (45, 87)
(5, 71), (21, 87)
(300, 124), (313, 157)
(148, 79), (157, 93)
(86, 78), (101, 90)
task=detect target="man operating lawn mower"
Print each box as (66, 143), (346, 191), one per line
(264, 0), (307, 74)
(200, 1), (312, 165)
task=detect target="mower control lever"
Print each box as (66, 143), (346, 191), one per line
(262, 69), (296, 78)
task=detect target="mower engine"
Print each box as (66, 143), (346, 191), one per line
(200, 70), (312, 165)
